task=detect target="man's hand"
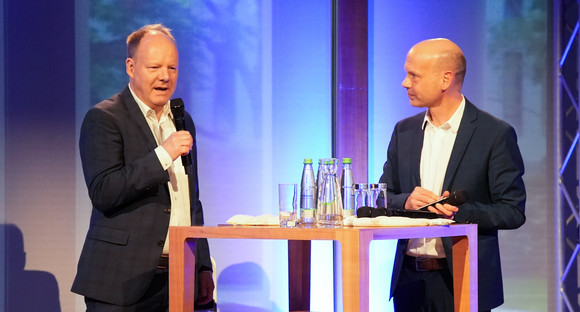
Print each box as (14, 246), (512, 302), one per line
(404, 186), (440, 210)
(405, 188), (459, 219)
(430, 202), (459, 219)
(196, 271), (215, 305)
(161, 130), (192, 161)
(425, 190), (459, 219)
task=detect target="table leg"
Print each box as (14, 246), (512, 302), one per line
(169, 230), (197, 312)
(339, 231), (371, 312)
(451, 232), (478, 312)
(288, 240), (311, 311)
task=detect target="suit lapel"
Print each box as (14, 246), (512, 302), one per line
(410, 119), (424, 188)
(120, 87), (159, 152)
(120, 87), (172, 198)
(442, 100), (477, 191)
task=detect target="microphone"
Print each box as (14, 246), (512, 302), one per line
(418, 190), (468, 211)
(356, 206), (441, 219)
(370, 207), (388, 218)
(170, 98), (193, 175)
(356, 206), (373, 218)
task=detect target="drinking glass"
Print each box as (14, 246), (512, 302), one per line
(278, 183), (297, 227)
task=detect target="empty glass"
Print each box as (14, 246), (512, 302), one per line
(377, 182), (387, 208)
(354, 183), (369, 209)
(278, 183), (297, 227)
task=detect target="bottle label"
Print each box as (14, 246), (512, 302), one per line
(300, 194), (316, 209)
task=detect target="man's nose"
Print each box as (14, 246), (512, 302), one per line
(158, 68), (170, 81)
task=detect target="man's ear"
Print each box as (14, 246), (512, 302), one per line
(441, 71), (454, 91)
(126, 58), (135, 78)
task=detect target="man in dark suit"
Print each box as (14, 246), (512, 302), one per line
(380, 38), (526, 311)
(72, 24), (214, 311)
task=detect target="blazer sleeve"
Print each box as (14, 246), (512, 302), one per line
(454, 124), (526, 230)
(79, 105), (170, 214)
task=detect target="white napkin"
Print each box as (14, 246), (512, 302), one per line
(343, 215), (454, 227)
(226, 214), (279, 226)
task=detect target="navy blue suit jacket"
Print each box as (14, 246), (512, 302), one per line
(72, 86), (211, 306)
(379, 99), (526, 310)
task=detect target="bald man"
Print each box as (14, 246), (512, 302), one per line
(379, 38), (526, 311)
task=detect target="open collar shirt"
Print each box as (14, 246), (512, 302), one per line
(406, 96), (465, 258)
(129, 84), (191, 255)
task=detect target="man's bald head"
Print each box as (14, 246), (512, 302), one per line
(408, 38), (466, 86)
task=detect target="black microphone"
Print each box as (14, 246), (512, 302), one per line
(356, 206), (388, 218)
(356, 206), (389, 218)
(418, 190), (468, 211)
(356, 206), (373, 218)
(356, 206), (442, 219)
(170, 98), (193, 175)
(370, 207), (388, 218)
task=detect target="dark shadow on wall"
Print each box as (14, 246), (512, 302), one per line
(216, 262), (281, 312)
(3, 224), (61, 312)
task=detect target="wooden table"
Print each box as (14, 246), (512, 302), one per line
(169, 224), (478, 312)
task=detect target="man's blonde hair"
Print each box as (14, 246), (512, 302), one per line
(126, 24), (175, 58)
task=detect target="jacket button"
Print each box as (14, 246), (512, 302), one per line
(157, 240), (165, 247)
(164, 207), (171, 214)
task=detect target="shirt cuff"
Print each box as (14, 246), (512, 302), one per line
(155, 146), (173, 170)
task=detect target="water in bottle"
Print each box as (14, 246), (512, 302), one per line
(300, 158), (317, 224)
(316, 159), (343, 228)
(316, 158), (325, 205)
(341, 158), (355, 217)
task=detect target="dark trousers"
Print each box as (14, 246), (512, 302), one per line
(85, 269), (169, 312)
(393, 262), (454, 312)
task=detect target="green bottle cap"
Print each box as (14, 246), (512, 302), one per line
(304, 158), (313, 164)
(342, 158), (352, 164)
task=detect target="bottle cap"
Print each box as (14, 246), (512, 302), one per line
(304, 158), (313, 164)
(342, 158), (352, 164)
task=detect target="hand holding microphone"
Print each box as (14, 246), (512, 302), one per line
(170, 98), (193, 175)
(418, 190), (467, 218)
(418, 190), (468, 210)
(161, 131), (192, 160)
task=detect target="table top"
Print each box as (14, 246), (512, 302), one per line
(169, 224), (477, 241)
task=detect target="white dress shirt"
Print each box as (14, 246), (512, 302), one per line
(129, 85), (191, 255)
(406, 96), (465, 258)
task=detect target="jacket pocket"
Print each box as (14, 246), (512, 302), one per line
(87, 225), (129, 246)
